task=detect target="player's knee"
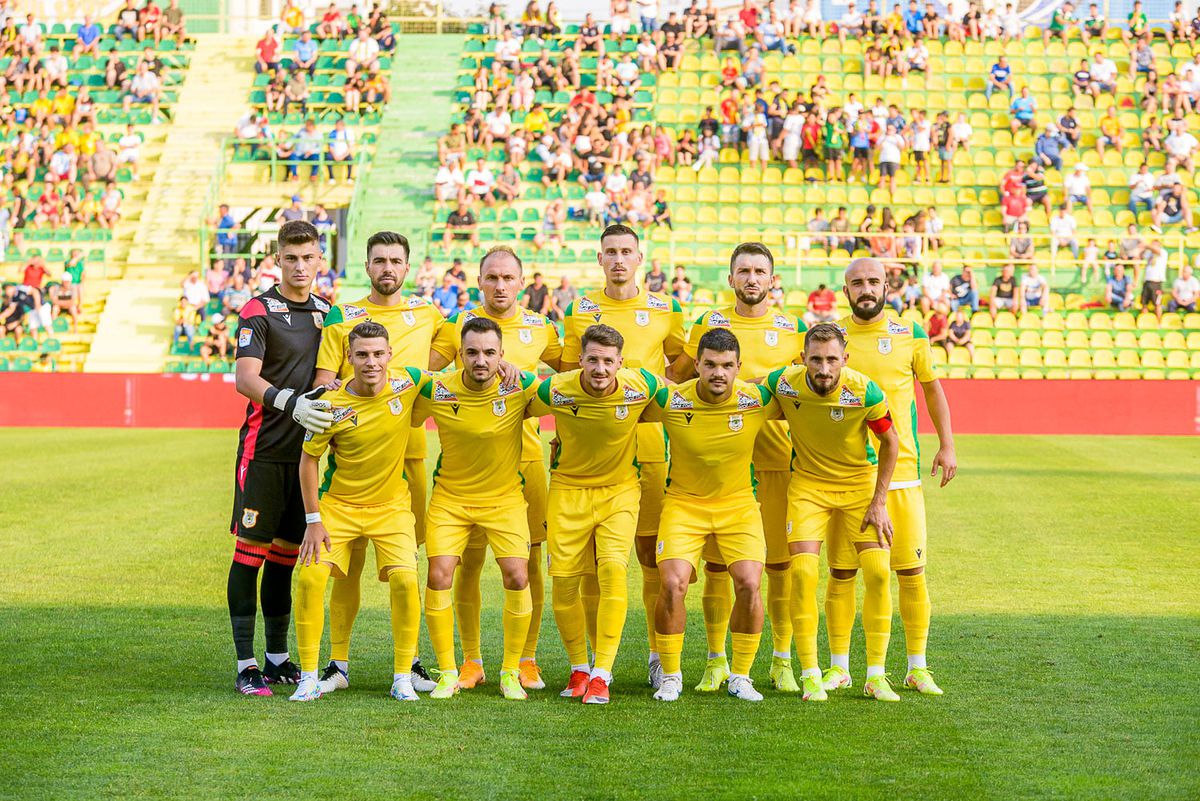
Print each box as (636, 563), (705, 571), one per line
(596, 560), (627, 596)
(896, 566), (924, 576)
(426, 558), (457, 589)
(387, 567), (418, 593)
(660, 570), (690, 599)
(703, 563), (728, 575)
(765, 562), (791, 575)
(634, 536), (658, 567)
(297, 564), (330, 595)
(829, 567), (858, 580)
(498, 557), (529, 590)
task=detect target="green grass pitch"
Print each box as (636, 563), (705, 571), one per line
(2, 429), (1197, 800)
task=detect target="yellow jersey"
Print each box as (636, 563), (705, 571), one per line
(684, 306), (806, 471)
(838, 313), (936, 487)
(410, 368), (539, 504)
(765, 365), (891, 491)
(646, 378), (779, 501)
(430, 305), (563, 463)
(301, 368), (424, 507)
(529, 368), (662, 489)
(316, 295), (446, 459)
(562, 288), (685, 464)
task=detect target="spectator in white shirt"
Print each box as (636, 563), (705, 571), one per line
(1049, 206), (1080, 260)
(481, 106), (512, 148)
(1001, 3), (1022, 40)
(1063, 163), (1093, 215)
(1089, 52), (1117, 93)
(1141, 240), (1169, 316)
(605, 165), (629, 199)
(494, 27), (521, 67)
(326, 119), (355, 182)
(1128, 163), (1157, 215)
(1020, 264), (1049, 311)
(346, 28), (380, 76)
(839, 1), (864, 43)
(614, 54), (641, 89)
(182, 270), (210, 313)
(465, 158), (496, 205)
(434, 158), (465, 206)
(1164, 125), (1198, 172)
(920, 259), (952, 313)
(43, 46), (68, 86)
(876, 124), (905, 194)
(1169, 263), (1199, 312)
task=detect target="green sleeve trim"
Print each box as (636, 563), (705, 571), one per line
(757, 384), (772, 404)
(323, 305), (344, 327)
(419, 379), (433, 399)
(447, 310), (461, 325)
(912, 322), (928, 340)
(537, 376), (553, 405)
(653, 386), (668, 408)
(404, 366), (423, 385)
(670, 298), (683, 313)
(796, 315), (808, 332)
(865, 380), (886, 407)
(766, 367), (783, 393)
(639, 367), (659, 396)
(563, 301), (574, 318)
(520, 371), (536, 389)
(693, 312), (708, 326)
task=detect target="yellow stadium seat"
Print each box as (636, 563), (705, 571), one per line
(1042, 331), (1065, 348)
(949, 348), (971, 366)
(1136, 313), (1160, 330)
(1164, 332), (1186, 350)
(1138, 332), (1162, 349)
(697, 186), (718, 203)
(1116, 350), (1141, 368)
(1017, 314), (1041, 330)
(1019, 349), (1042, 367)
(1068, 350), (1093, 367)
(1092, 350), (1117, 368)
(1088, 314), (1112, 331)
(973, 367), (997, 379)
(1090, 331), (1114, 348)
(1142, 351), (1165, 368)
(995, 349), (1019, 367)
(973, 330), (993, 347)
(1017, 331), (1041, 347)
(993, 330), (1018, 348)
(931, 347), (948, 366)
(1113, 331), (1138, 349)
(1166, 351), (1190, 369)
(1192, 352), (1200, 369)
(1182, 313), (1200, 329)
(971, 349), (995, 367)
(718, 186), (738, 204)
(993, 312), (1017, 329)
(1044, 349), (1068, 367)
(693, 288), (715, 305)
(674, 206), (696, 224)
(1070, 368), (1094, 379)
(996, 368), (1022, 380)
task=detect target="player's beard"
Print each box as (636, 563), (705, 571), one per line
(734, 286), (768, 307)
(851, 292), (887, 320)
(371, 276), (402, 296)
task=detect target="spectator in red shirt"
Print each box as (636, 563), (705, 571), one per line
(1001, 184), (1030, 231)
(926, 306), (950, 351)
(255, 30), (279, 74)
(1000, 159), (1026, 196)
(22, 257), (48, 290)
(739, 0), (760, 30)
(803, 282), (838, 326)
(800, 113), (821, 167)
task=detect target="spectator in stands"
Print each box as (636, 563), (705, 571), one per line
(920, 260), (952, 313)
(523, 272), (551, 315)
(990, 263), (1018, 315)
(363, 69), (391, 107)
(549, 276), (576, 322)
(452, 289), (477, 316)
(1008, 220), (1034, 263)
(1106, 263), (1135, 310)
(255, 29), (280, 74)
(1020, 265), (1049, 312)
(1049, 206), (1080, 261)
(116, 0), (142, 40)
(925, 305), (949, 350)
(327, 118), (355, 182)
(159, 0), (187, 44)
(804, 283), (838, 326)
(172, 297), (197, 349)
(1122, 0), (1148, 46)
(986, 55), (1013, 100)
(443, 201), (478, 252)
(949, 265), (978, 312)
(317, 3), (345, 39)
(49, 274), (79, 332)
(839, 2), (866, 43)
(200, 314), (230, 366)
(224, 272), (252, 314)
(285, 67), (309, 115)
(1141, 239), (1168, 317)
(1079, 3), (1107, 43)
(280, 195), (306, 223)
(432, 274), (459, 316)
(946, 307), (973, 356)
(652, 190), (672, 229)
(876, 122), (904, 194)
(1001, 184), (1031, 231)
(575, 13), (605, 55)
(181, 270), (210, 318)
(714, 17), (745, 56)
(1128, 163), (1157, 215)
(293, 30), (318, 76)
(123, 62), (162, 121)
(464, 157), (496, 206)
(433, 157), (466, 207)
(1151, 184), (1193, 233)
(1009, 86), (1036, 135)
(1033, 124), (1067, 171)
(1043, 2), (1075, 48)
(1095, 106), (1123, 157)
(1164, 121), (1198, 171)
(1169, 264), (1199, 312)
(1063, 164), (1094, 216)
(73, 14), (102, 56)
(672, 265), (693, 303)
(645, 260), (667, 293)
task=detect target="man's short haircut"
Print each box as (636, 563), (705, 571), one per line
(696, 328), (740, 361)
(277, 220), (320, 250)
(367, 230), (410, 260)
(600, 222), (640, 246)
(729, 241), (775, 273)
(461, 315), (502, 343)
(580, 323), (624, 354)
(479, 244), (522, 274)
(804, 322), (847, 350)
(348, 320), (389, 348)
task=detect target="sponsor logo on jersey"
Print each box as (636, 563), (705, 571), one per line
(728, 413), (744, 431)
(551, 387), (577, 406)
(241, 508), (259, 528)
(877, 336), (893, 354)
(646, 294), (669, 310)
(829, 408), (845, 422)
(668, 391), (694, 410)
(313, 297), (330, 313)
(433, 382), (458, 402)
(708, 311), (731, 328)
(343, 304), (368, 321)
(736, 390), (762, 410)
(389, 376), (414, 393)
(577, 297), (600, 313)
(518, 328), (534, 344)
(838, 386), (863, 407)
(521, 312), (542, 327)
(498, 380), (521, 396)
(462, 310), (479, 322)
(312, 312), (323, 329)
(407, 296), (427, 309)
(887, 318), (909, 335)
(835, 324), (849, 337)
(615, 404), (629, 420)
(764, 330), (779, 346)
(265, 298), (289, 313)
(238, 328), (253, 348)
(623, 386), (647, 403)
(388, 397), (404, 416)
(402, 311), (416, 326)
(332, 406), (358, 425)
(492, 399), (507, 416)
(772, 314), (796, 331)
(775, 375), (799, 397)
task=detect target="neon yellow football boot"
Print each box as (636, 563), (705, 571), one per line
(863, 674), (901, 702)
(801, 674), (828, 701)
(821, 665), (853, 691)
(499, 669), (528, 700)
(905, 667), (944, 696)
(429, 670), (460, 700)
(694, 655), (731, 692)
(769, 657), (801, 693)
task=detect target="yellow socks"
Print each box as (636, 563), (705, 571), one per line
(701, 567), (732, 656)
(898, 572), (931, 665)
(859, 549), (893, 673)
(388, 569), (420, 674)
(766, 566), (792, 656)
(656, 631), (683, 675)
(327, 546), (366, 662)
(789, 553), (820, 672)
(642, 564), (661, 653)
(552, 576), (589, 667)
(501, 587), (533, 672)
(730, 631), (762, 677)
(580, 571), (600, 651)
(454, 546), (486, 663)
(522, 544), (545, 661)
(424, 587), (457, 673)
(295, 563), (331, 673)
(825, 573), (858, 661)
(593, 561), (629, 673)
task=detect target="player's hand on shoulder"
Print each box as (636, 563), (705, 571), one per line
(931, 444), (957, 487)
(293, 387), (335, 433)
(299, 522), (331, 566)
(497, 359), (521, 389)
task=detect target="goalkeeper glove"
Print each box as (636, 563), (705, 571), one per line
(268, 386), (334, 434)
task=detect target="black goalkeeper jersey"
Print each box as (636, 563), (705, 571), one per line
(234, 286), (330, 463)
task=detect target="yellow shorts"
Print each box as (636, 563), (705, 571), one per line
(657, 494), (765, 571)
(546, 481), (640, 577)
(829, 484), (927, 571)
(786, 482), (882, 570)
(351, 458), (426, 553)
(636, 461), (667, 537)
(426, 490), (530, 561)
(319, 497), (417, 581)
(702, 469), (790, 567)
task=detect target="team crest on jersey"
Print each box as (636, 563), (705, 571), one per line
(736, 390), (762, 410)
(241, 508), (259, 528)
(635, 310), (650, 327)
(492, 399), (507, 416)
(312, 312), (323, 329)
(772, 315), (796, 331)
(402, 311), (416, 326)
(343, 304), (368, 321)
(238, 328), (253, 348)
(775, 375), (799, 397)
(728, 413), (744, 431)
(708, 311), (731, 328)
(265, 298), (289, 314)
(313, 297), (330, 313)
(518, 328), (534, 344)
(830, 408), (845, 422)
(668, 391), (694, 410)
(615, 404), (629, 420)
(887, 318), (909, 335)
(877, 336), (893, 354)
(433, 382), (458, 402)
(388, 397), (404, 416)
(577, 297), (600, 313)
(331, 406), (358, 425)
(838, 386), (863, 407)
(646, 294), (669, 310)
(389, 376), (414, 393)
(551, 388), (576, 406)
(623, 386), (647, 403)
(764, 330), (779, 346)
